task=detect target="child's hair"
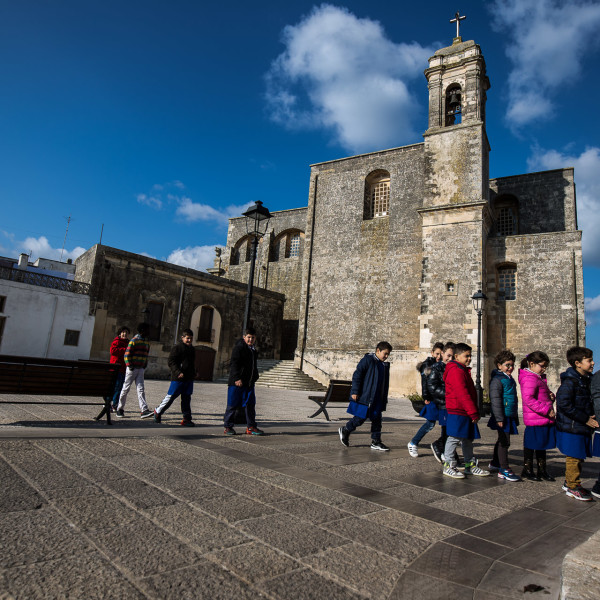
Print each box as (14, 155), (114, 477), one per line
(376, 341), (393, 352)
(137, 322), (150, 337)
(443, 342), (456, 353)
(432, 342), (444, 352)
(566, 346), (593, 367)
(454, 343), (471, 356)
(520, 350), (550, 370)
(181, 328), (194, 337)
(118, 326), (130, 335)
(494, 350), (515, 365)
(244, 327), (256, 336)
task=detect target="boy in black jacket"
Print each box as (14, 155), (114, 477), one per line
(154, 329), (197, 426)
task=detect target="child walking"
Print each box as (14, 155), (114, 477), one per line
(407, 342), (444, 457)
(518, 351), (556, 482)
(442, 343), (489, 478)
(487, 350), (520, 481)
(556, 346), (598, 501)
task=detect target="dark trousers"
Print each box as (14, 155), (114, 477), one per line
(109, 371), (126, 408)
(432, 425), (448, 453)
(410, 420), (436, 445)
(344, 402), (383, 441)
(491, 430), (511, 469)
(224, 385), (256, 428)
(156, 380), (193, 420)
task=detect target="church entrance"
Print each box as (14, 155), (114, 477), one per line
(195, 346), (216, 381)
(280, 319), (299, 360)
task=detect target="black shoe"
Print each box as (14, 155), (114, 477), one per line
(591, 486), (600, 499)
(430, 443), (443, 463)
(521, 460), (541, 481)
(116, 409), (125, 418)
(371, 440), (390, 451)
(536, 459), (555, 482)
(339, 427), (350, 447)
(180, 419), (195, 427)
(153, 410), (161, 423)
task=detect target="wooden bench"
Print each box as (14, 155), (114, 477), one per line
(308, 379), (352, 421)
(0, 355), (118, 425)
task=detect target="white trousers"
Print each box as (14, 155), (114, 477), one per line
(117, 368), (148, 412)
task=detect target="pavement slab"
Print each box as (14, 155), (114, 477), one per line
(1, 381), (599, 599)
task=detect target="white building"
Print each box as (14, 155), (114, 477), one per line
(0, 254), (94, 360)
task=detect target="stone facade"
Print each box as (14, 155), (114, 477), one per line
(75, 245), (284, 379)
(219, 37), (585, 395)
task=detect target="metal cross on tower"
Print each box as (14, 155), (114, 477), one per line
(450, 11), (466, 38)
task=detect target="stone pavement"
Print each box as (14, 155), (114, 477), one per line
(1, 381), (600, 599)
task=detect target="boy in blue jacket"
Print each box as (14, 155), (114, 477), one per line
(339, 341), (393, 451)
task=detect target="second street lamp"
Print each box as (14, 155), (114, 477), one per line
(471, 288), (488, 415)
(242, 201), (272, 333)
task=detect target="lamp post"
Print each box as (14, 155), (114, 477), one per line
(471, 289), (488, 415)
(242, 200), (272, 333)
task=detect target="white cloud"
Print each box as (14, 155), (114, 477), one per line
(585, 294), (600, 326)
(490, 0), (600, 128)
(136, 193), (162, 209)
(167, 245), (217, 272)
(528, 146), (600, 266)
(0, 232), (86, 262)
(265, 4), (435, 153)
(175, 198), (255, 225)
(135, 181), (187, 211)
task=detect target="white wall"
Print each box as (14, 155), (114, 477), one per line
(0, 279), (94, 359)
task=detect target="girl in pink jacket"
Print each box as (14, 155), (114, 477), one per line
(518, 351), (556, 481)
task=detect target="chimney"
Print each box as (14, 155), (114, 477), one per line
(17, 253), (29, 270)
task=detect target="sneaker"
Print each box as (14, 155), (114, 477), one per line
(116, 409), (125, 418)
(371, 440), (390, 451)
(224, 427), (236, 435)
(407, 442), (419, 458)
(140, 409), (153, 419)
(339, 427), (350, 447)
(561, 481), (569, 492)
(430, 443), (443, 463)
(180, 419), (195, 427)
(498, 468), (521, 482)
(441, 453), (446, 462)
(488, 463), (500, 473)
(590, 486), (600, 499)
(245, 426), (264, 436)
(464, 461), (490, 476)
(443, 462), (465, 479)
(153, 410), (161, 423)
(565, 485), (593, 501)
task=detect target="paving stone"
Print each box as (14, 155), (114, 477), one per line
(301, 543), (403, 597)
(103, 477), (178, 509)
(0, 506), (95, 568)
(140, 560), (260, 599)
(208, 541), (301, 583)
(318, 465), (401, 489)
(334, 496), (386, 516)
(0, 459), (45, 513)
(146, 503), (249, 553)
(263, 567), (364, 600)
(389, 569), (474, 599)
(5, 452), (89, 490)
(429, 496), (509, 522)
(238, 513), (347, 559)
(477, 561), (560, 599)
(384, 482), (450, 504)
(365, 509), (459, 542)
(195, 494), (282, 523)
(271, 496), (348, 524)
(442, 533), (511, 560)
(92, 515), (201, 577)
(0, 553), (146, 600)
(322, 516), (431, 565)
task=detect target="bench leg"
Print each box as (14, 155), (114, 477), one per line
(95, 399), (113, 425)
(308, 401), (330, 421)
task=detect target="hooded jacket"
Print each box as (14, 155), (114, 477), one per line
(426, 361), (447, 408)
(109, 336), (129, 374)
(443, 360), (479, 420)
(518, 368), (555, 427)
(556, 367), (593, 435)
(417, 356), (437, 402)
(227, 338), (259, 387)
(350, 353), (390, 410)
(167, 340), (196, 382)
(489, 369), (518, 420)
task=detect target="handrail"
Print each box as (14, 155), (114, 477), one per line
(295, 355), (329, 378)
(0, 266), (90, 295)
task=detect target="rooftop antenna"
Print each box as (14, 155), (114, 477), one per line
(60, 215), (72, 262)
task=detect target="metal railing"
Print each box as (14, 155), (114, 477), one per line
(0, 266), (90, 295)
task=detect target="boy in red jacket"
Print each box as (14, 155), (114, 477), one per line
(108, 326), (130, 411)
(442, 343), (490, 478)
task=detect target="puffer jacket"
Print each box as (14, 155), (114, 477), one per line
(556, 367), (593, 435)
(426, 361), (446, 408)
(443, 360), (479, 420)
(417, 356), (437, 402)
(590, 371), (600, 429)
(489, 369), (518, 420)
(109, 336), (129, 374)
(518, 368), (555, 426)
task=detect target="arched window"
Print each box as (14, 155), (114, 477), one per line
(445, 84), (462, 126)
(270, 230), (304, 262)
(497, 265), (517, 301)
(364, 170), (390, 220)
(494, 195), (519, 236)
(229, 235), (253, 266)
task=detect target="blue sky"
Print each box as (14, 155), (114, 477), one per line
(2, 0), (600, 351)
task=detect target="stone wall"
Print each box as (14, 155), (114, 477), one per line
(75, 245), (284, 379)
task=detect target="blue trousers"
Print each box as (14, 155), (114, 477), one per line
(224, 386), (257, 428)
(410, 419), (436, 446)
(156, 380), (193, 420)
(109, 371), (125, 409)
(344, 402), (383, 441)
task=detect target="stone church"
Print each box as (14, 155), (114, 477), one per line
(219, 33), (585, 395)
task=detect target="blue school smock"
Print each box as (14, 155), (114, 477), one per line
(419, 402), (439, 421)
(446, 413), (481, 440)
(524, 424), (556, 450)
(556, 430), (592, 460)
(487, 413), (519, 434)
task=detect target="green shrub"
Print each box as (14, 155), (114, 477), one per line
(407, 392), (423, 403)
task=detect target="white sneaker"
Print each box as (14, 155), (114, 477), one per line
(407, 442), (418, 458)
(443, 462), (465, 479)
(464, 461), (490, 476)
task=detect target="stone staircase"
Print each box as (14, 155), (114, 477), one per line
(215, 360), (326, 391)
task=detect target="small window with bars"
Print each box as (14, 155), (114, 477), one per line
(498, 267), (517, 301)
(372, 181), (390, 217)
(498, 207), (517, 236)
(288, 233), (301, 257)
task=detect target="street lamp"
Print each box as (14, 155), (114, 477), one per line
(242, 200), (272, 333)
(471, 289), (488, 415)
